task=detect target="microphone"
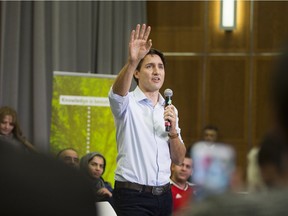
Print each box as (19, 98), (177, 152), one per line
(164, 88), (173, 132)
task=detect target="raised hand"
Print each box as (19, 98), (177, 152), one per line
(129, 24), (152, 64)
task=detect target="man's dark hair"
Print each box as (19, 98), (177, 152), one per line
(56, 147), (78, 158)
(258, 133), (288, 173)
(133, 48), (166, 85)
(0, 138), (97, 215)
(203, 125), (219, 132)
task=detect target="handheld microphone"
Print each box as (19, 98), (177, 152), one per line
(164, 88), (173, 132)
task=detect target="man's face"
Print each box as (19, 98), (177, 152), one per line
(134, 54), (165, 93)
(203, 129), (218, 142)
(171, 157), (193, 183)
(58, 149), (80, 168)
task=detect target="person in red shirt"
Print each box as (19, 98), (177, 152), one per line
(170, 151), (195, 213)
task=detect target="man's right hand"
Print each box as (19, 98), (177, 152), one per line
(129, 24), (152, 66)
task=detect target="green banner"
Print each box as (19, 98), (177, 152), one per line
(50, 71), (117, 186)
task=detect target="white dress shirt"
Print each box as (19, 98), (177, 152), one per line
(109, 86), (183, 186)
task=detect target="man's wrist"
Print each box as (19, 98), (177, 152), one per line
(168, 132), (179, 139)
(128, 58), (140, 68)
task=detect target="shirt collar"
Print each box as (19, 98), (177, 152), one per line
(134, 86), (165, 106)
(170, 179), (191, 190)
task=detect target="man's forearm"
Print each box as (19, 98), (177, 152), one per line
(170, 137), (186, 165)
(112, 62), (136, 96)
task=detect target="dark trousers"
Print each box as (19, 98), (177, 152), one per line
(113, 188), (172, 216)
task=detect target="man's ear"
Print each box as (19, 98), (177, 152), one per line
(134, 70), (140, 79)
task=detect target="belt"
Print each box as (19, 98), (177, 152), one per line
(114, 181), (171, 196)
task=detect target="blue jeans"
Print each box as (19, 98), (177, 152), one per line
(113, 188), (172, 216)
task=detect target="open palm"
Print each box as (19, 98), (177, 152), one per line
(129, 24), (152, 63)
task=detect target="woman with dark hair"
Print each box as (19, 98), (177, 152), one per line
(80, 152), (113, 204)
(0, 106), (37, 153)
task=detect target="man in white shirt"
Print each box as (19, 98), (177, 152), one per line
(109, 23), (186, 216)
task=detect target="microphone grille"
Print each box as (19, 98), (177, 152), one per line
(164, 88), (173, 97)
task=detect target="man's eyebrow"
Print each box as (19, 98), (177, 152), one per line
(145, 62), (155, 65)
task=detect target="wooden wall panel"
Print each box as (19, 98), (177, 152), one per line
(147, 0), (287, 182)
(206, 57), (249, 141)
(252, 57), (278, 146)
(206, 57), (249, 167)
(207, 0), (251, 52)
(254, 1), (288, 52)
(162, 57), (203, 147)
(147, 1), (205, 52)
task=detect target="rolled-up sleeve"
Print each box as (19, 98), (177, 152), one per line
(108, 87), (129, 119)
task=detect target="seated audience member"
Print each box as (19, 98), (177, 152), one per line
(0, 138), (97, 216)
(258, 133), (288, 188)
(56, 147), (80, 168)
(246, 146), (266, 192)
(202, 125), (219, 143)
(0, 106), (37, 153)
(80, 152), (113, 204)
(170, 151), (196, 213)
(197, 125), (219, 149)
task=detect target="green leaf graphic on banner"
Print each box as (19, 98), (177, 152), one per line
(50, 72), (117, 187)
